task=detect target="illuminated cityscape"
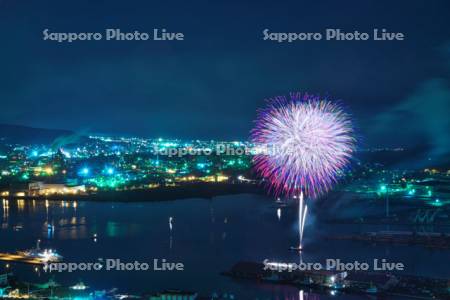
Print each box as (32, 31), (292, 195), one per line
(0, 136), (254, 196)
(1, 135), (448, 208)
(1, 135), (449, 206)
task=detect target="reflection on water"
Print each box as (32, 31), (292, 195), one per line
(0, 195), (449, 299)
(2, 199), (8, 228)
(300, 290), (321, 300)
(17, 199), (25, 212)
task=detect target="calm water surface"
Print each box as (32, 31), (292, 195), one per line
(0, 195), (448, 299)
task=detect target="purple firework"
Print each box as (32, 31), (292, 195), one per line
(251, 92), (355, 198)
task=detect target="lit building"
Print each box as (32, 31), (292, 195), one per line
(149, 290), (197, 300)
(28, 182), (86, 196)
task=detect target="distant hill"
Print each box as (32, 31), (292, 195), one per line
(357, 145), (450, 169)
(0, 123), (84, 145)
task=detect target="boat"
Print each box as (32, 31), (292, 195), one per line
(289, 246), (303, 251)
(16, 240), (62, 262)
(70, 281), (89, 290)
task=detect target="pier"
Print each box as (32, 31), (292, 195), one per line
(0, 253), (45, 265)
(328, 230), (450, 249)
(223, 261), (450, 299)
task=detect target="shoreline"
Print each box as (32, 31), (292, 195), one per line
(2, 183), (264, 202)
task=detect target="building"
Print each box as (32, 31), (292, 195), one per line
(28, 182), (86, 196)
(149, 290), (198, 300)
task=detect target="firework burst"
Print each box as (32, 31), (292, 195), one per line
(251, 92), (355, 198)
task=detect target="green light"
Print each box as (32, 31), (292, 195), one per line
(106, 222), (118, 237)
(87, 175), (126, 189)
(227, 160), (236, 166)
(431, 198), (443, 207)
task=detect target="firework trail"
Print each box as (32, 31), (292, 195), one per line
(169, 217), (173, 232)
(299, 192), (308, 247)
(251, 92), (355, 199)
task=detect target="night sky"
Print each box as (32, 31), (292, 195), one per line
(0, 0), (449, 153)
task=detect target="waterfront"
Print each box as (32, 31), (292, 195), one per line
(1, 194), (449, 299)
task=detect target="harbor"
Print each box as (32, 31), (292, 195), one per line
(0, 241), (62, 266)
(1, 193), (449, 299)
(223, 261), (450, 299)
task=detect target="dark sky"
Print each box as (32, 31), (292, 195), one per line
(0, 0), (449, 151)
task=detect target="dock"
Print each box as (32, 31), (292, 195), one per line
(0, 253), (46, 265)
(328, 230), (450, 249)
(223, 261), (450, 299)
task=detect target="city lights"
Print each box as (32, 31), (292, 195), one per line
(0, 134), (447, 212)
(44, 167), (53, 175)
(80, 167), (90, 176)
